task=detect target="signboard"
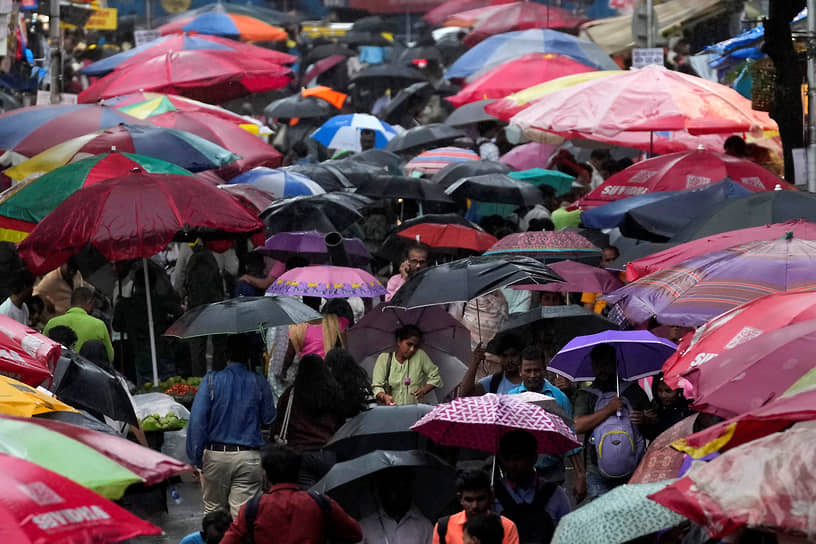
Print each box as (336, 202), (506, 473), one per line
(36, 91), (78, 105)
(134, 29), (162, 47)
(84, 7), (117, 29)
(632, 47), (664, 69)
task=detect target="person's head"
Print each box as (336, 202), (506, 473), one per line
(324, 347), (357, 375)
(463, 513), (504, 544)
(519, 345), (546, 392)
(375, 467), (414, 518)
(243, 251), (266, 276)
(723, 135), (747, 158)
(11, 270), (34, 301)
(70, 287), (96, 313)
(600, 246), (620, 268)
(653, 374), (683, 408)
(360, 128), (377, 151)
(47, 325), (78, 350)
(79, 339), (111, 366)
(59, 256), (79, 283)
(225, 334), (250, 365)
(201, 509), (232, 544)
(293, 353), (339, 414)
(494, 331), (523, 375)
(395, 324), (422, 361)
(403, 243), (429, 276)
(590, 343), (617, 385)
(322, 298), (354, 326)
(27, 295), (44, 324)
(527, 217), (554, 232)
(538, 291), (564, 307)
(261, 444), (301, 485)
(498, 430), (538, 485)
(456, 470), (493, 519)
(589, 148), (610, 167)
(483, 337), (502, 371)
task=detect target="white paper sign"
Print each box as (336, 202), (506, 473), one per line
(134, 29), (162, 48)
(632, 48), (664, 69)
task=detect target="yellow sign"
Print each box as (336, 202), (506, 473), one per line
(84, 7), (117, 30)
(161, 0), (191, 14)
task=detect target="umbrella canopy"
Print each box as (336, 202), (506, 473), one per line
(264, 94), (340, 121)
(552, 481), (684, 544)
(377, 82), (436, 127)
(0, 453), (160, 543)
(508, 168), (574, 196)
(386, 255), (563, 309)
(260, 192), (369, 234)
(501, 304), (618, 356)
(165, 296), (322, 338)
(445, 173), (545, 206)
(228, 167), (325, 198)
(445, 28), (619, 80)
(311, 450), (456, 519)
(17, 172), (262, 275)
(447, 53), (597, 107)
(500, 142), (559, 171)
(515, 260), (624, 293)
(377, 214), (485, 261)
(404, 146), (480, 175)
(397, 223), (497, 252)
(629, 415), (697, 485)
(411, 393), (579, 453)
(386, 124), (465, 154)
(445, 99), (499, 127)
(217, 184), (277, 214)
(432, 159), (511, 187)
(266, 265), (386, 299)
(604, 235), (816, 328)
(354, 175), (454, 203)
(548, 330), (677, 382)
(0, 375), (77, 417)
(425, 0), (513, 25)
(325, 405), (434, 461)
(339, 31), (393, 47)
(78, 50), (292, 105)
(157, 8), (288, 41)
(80, 33), (295, 76)
(0, 315), (59, 387)
(303, 44), (357, 67)
(303, 55), (348, 86)
(311, 114), (397, 152)
(455, 3), (589, 46)
(484, 231), (601, 263)
(287, 160), (385, 192)
(347, 149), (405, 175)
(350, 63), (429, 86)
(257, 231), (371, 266)
(578, 149), (789, 209)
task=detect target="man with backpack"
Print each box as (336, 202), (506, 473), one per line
(220, 445), (362, 544)
(573, 343), (653, 499)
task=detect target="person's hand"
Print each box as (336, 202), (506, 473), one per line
(378, 393), (394, 405)
(605, 396), (624, 415)
(412, 385), (433, 399)
(471, 343), (486, 367)
(644, 408), (658, 423)
(399, 259), (412, 279)
(573, 472), (587, 504)
(629, 410), (646, 424)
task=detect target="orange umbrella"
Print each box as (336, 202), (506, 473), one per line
(302, 86), (348, 110)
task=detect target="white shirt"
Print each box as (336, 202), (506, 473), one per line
(0, 297), (28, 325)
(359, 505), (433, 544)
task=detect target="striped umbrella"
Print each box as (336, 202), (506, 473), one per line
(404, 146), (480, 175)
(228, 167), (325, 198)
(311, 114), (398, 152)
(157, 5), (288, 42)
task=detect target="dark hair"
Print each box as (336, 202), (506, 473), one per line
(324, 348), (371, 419)
(361, 128), (376, 136)
(202, 509), (232, 535)
(723, 135), (746, 156)
(527, 218), (554, 232)
(520, 345), (545, 365)
(464, 514), (504, 544)
(28, 294), (44, 315)
(322, 298), (354, 326)
(293, 353), (340, 416)
(602, 246), (620, 259)
(10, 270), (34, 294)
(79, 339), (111, 366)
(402, 242), (429, 260)
(456, 470), (491, 494)
(226, 334), (250, 364)
(395, 324), (422, 342)
(498, 429), (538, 458)
(590, 343), (616, 366)
(493, 331), (524, 355)
(484, 338), (500, 355)
(70, 286), (95, 307)
(47, 325), (78, 348)
(261, 444), (301, 484)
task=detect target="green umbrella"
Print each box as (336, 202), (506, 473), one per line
(552, 481), (686, 544)
(509, 168), (575, 196)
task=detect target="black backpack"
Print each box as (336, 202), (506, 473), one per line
(242, 490), (332, 544)
(488, 372), (504, 394)
(184, 247), (224, 306)
(493, 481), (557, 544)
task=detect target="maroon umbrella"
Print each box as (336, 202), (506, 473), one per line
(513, 259), (624, 293)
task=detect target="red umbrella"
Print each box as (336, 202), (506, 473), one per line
(218, 183), (276, 214)
(446, 53), (596, 107)
(424, 0), (514, 25)
(579, 148), (790, 209)
(457, 3), (590, 46)
(0, 452), (161, 543)
(0, 315), (60, 386)
(396, 223), (497, 252)
(513, 259), (623, 293)
(78, 49), (292, 105)
(628, 414), (696, 485)
(662, 289), (816, 389)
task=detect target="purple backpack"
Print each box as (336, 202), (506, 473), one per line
(586, 385), (645, 479)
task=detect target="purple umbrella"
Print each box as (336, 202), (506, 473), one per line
(513, 260), (624, 293)
(548, 330), (676, 382)
(266, 265), (386, 299)
(256, 231), (372, 266)
(603, 234), (816, 328)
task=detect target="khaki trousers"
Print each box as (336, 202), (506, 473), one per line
(201, 449), (263, 519)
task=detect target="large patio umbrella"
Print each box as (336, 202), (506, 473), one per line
(425, 0), (512, 25)
(157, 3), (291, 41)
(0, 315), (60, 387)
(453, 3), (589, 46)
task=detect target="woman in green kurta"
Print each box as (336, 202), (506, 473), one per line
(372, 324), (443, 405)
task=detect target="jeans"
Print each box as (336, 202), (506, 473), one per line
(586, 469), (627, 500)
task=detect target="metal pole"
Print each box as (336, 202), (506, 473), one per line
(49, 0), (61, 104)
(807, 0), (816, 192)
(645, 0), (654, 49)
(145, 0), (152, 30)
(143, 258), (160, 385)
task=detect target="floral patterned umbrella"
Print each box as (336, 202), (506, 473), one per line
(266, 265), (386, 299)
(484, 230), (601, 264)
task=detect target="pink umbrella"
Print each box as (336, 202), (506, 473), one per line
(484, 230), (601, 264)
(303, 55), (348, 85)
(411, 393), (579, 454)
(456, 3), (590, 46)
(266, 265), (386, 299)
(500, 142), (558, 171)
(513, 259), (623, 293)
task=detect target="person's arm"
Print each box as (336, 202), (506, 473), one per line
(432, 523), (441, 544)
(459, 344), (485, 397)
(326, 497), (363, 543)
(259, 377), (277, 425)
(240, 273), (277, 291)
(415, 350), (442, 398)
(99, 322), (115, 363)
(625, 385), (656, 433)
(573, 390), (623, 435)
(568, 452), (586, 504)
(503, 518), (520, 544)
(371, 354), (393, 405)
(185, 379), (212, 467)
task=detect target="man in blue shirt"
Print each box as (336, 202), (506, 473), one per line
(187, 334), (276, 518)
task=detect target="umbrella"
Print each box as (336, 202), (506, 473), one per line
(228, 167), (326, 198)
(500, 142), (559, 171)
(447, 53), (597, 107)
(425, 0), (512, 25)
(377, 214), (485, 261)
(445, 173), (545, 206)
(502, 305), (618, 355)
(404, 147), (480, 175)
(484, 231), (601, 263)
(157, 6), (288, 41)
(581, 191), (689, 231)
(339, 31), (393, 47)
(397, 45), (444, 67)
(311, 450), (456, 519)
(303, 55), (348, 86)
(164, 296), (322, 338)
(453, 3), (589, 46)
(386, 255), (563, 310)
(552, 481), (684, 544)
(311, 114), (398, 152)
(266, 265), (386, 299)
(445, 29), (619, 80)
(386, 124), (465, 154)
(260, 192), (369, 234)
(288, 160), (386, 191)
(325, 405), (434, 461)
(511, 391), (572, 426)
(431, 159), (511, 187)
(303, 44), (357, 67)
(604, 235), (816, 328)
(257, 231), (372, 266)
(411, 393), (579, 454)
(397, 223), (497, 252)
(0, 375), (77, 417)
(548, 330), (677, 382)
(218, 184), (277, 214)
(34, 410), (121, 434)
(78, 50), (292, 105)
(578, 149), (789, 209)
(0, 104), (144, 162)
(264, 94), (340, 121)
(629, 415), (697, 485)
(0, 315), (59, 387)
(347, 149), (405, 175)
(354, 175), (454, 203)
(514, 260), (623, 293)
(508, 168), (574, 196)
(378, 82), (436, 127)
(0, 453), (160, 542)
(351, 15), (396, 33)
(445, 99), (499, 127)
(350, 63), (429, 86)
(80, 33), (295, 76)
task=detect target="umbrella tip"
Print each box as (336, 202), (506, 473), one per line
(774, 184), (783, 191)
(111, 145), (117, 152)
(131, 167), (142, 173)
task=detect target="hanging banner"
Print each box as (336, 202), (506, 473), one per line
(84, 7), (117, 29)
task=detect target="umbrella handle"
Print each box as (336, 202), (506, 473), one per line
(616, 372), (622, 418)
(475, 299), (482, 343)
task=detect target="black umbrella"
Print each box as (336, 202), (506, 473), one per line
(398, 45), (444, 66)
(386, 255), (563, 309)
(311, 449), (456, 519)
(264, 94), (339, 121)
(288, 161), (386, 191)
(164, 296), (322, 338)
(260, 192), (371, 234)
(34, 410), (119, 435)
(431, 159), (511, 187)
(304, 44), (356, 66)
(445, 173), (545, 206)
(347, 149), (405, 175)
(350, 63), (429, 85)
(386, 123), (465, 154)
(378, 82), (436, 126)
(351, 15), (396, 33)
(377, 213), (484, 261)
(501, 304), (618, 355)
(445, 99), (499, 127)
(324, 404), (434, 460)
(339, 31), (392, 47)
(355, 175), (454, 203)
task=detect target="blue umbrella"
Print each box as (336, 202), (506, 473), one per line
(311, 114), (397, 152)
(445, 29), (619, 80)
(228, 167), (325, 198)
(581, 192), (676, 230)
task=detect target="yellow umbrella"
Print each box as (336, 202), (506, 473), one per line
(0, 375), (78, 417)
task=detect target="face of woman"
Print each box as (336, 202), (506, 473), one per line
(656, 380), (680, 407)
(397, 335), (421, 361)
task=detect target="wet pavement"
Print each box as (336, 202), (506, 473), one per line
(126, 473), (205, 543)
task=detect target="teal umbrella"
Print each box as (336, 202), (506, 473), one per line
(509, 168), (575, 196)
(552, 481), (686, 544)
